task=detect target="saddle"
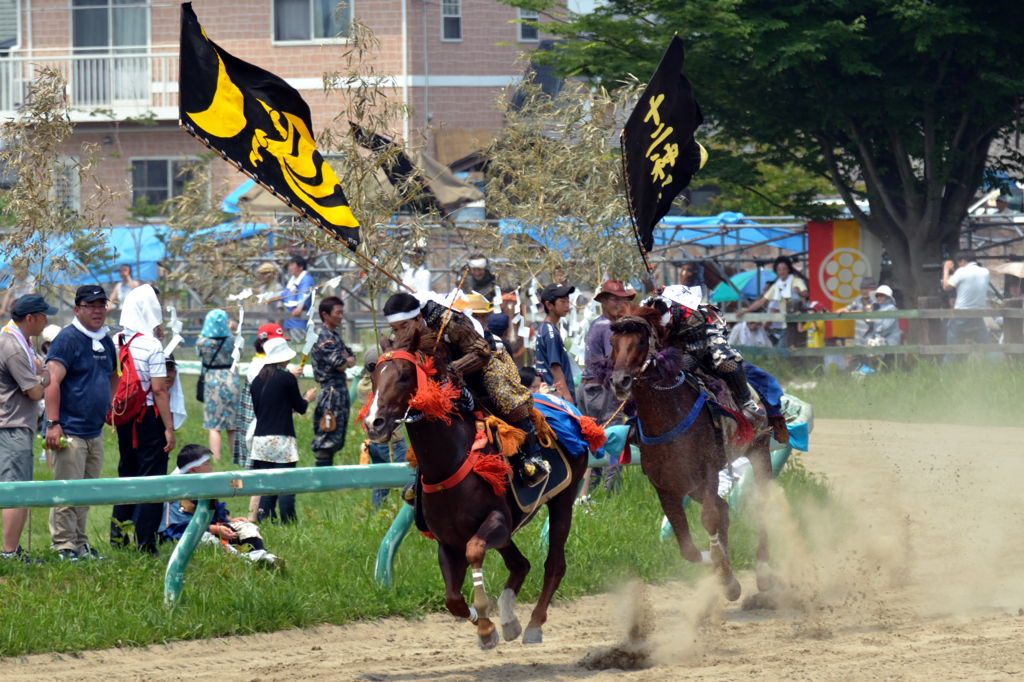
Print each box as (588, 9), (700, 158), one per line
(408, 411), (573, 536)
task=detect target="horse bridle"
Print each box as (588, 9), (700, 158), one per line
(376, 350), (473, 424)
(614, 315), (661, 377)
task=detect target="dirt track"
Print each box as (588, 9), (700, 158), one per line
(8, 419), (1024, 681)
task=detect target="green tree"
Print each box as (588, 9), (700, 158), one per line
(508, 0), (1024, 300)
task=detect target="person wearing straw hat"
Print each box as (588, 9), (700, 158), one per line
(465, 292), (493, 327)
(255, 261), (283, 325)
(578, 281), (636, 494)
(196, 309), (241, 462)
(249, 337), (317, 523)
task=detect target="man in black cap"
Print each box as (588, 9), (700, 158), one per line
(0, 294), (56, 563)
(534, 283), (576, 405)
(44, 285), (116, 560)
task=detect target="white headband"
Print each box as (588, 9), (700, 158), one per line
(468, 258), (487, 269)
(386, 309), (421, 323)
(171, 453), (210, 475)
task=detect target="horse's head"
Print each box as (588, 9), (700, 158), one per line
(609, 305), (666, 400)
(363, 323), (447, 442)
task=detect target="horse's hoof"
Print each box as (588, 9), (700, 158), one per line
(477, 628), (500, 650)
(501, 617), (522, 642)
(724, 573), (742, 602)
(522, 627), (543, 644)
(756, 561), (775, 592)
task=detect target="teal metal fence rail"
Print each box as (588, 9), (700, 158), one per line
(0, 464), (414, 604)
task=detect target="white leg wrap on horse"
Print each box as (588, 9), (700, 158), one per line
(471, 569), (485, 587)
(709, 533), (720, 547)
(700, 550), (713, 565)
(498, 588), (517, 625)
(468, 606), (479, 623)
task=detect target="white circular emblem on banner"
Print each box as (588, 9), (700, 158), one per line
(818, 248), (870, 303)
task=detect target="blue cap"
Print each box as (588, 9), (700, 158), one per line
(12, 294), (58, 317)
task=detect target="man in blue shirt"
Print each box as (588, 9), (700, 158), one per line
(534, 283), (576, 405)
(283, 255), (316, 345)
(45, 285), (117, 560)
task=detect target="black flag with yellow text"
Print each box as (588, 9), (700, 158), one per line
(621, 35), (706, 252)
(178, 3), (360, 249)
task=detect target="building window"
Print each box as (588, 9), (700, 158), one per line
(130, 159), (193, 211)
(71, 0), (149, 105)
(518, 8), (539, 42)
(441, 0), (462, 41)
(274, 0), (352, 42)
(0, 0), (20, 54)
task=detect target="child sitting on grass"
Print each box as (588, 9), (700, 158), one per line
(158, 444), (283, 568)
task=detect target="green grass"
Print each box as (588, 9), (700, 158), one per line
(782, 357), (1024, 426)
(0, 373), (832, 657)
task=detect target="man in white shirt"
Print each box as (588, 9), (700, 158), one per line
(400, 248), (432, 293)
(942, 249), (991, 350)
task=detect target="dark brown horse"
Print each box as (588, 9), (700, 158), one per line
(364, 325), (588, 649)
(608, 306), (776, 600)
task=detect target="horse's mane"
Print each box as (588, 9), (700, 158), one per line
(609, 305), (687, 380)
(611, 305), (669, 344)
(391, 323), (450, 380)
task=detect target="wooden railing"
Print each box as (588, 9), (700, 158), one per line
(721, 305), (1024, 357)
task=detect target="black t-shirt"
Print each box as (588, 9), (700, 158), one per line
(251, 368), (308, 438)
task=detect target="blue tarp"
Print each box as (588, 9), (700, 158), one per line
(221, 178), (256, 214)
(1, 220), (270, 286)
(498, 212), (805, 254)
(655, 213), (806, 252)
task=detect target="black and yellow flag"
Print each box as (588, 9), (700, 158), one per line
(179, 3), (360, 249)
(622, 35), (706, 252)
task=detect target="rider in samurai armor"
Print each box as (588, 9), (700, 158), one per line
(642, 263), (786, 440)
(383, 292), (551, 487)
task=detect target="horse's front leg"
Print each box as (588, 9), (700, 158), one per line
(495, 541), (530, 642)
(437, 542), (471, 619)
(465, 509), (511, 650)
(702, 462), (741, 602)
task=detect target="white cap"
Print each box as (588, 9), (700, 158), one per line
(41, 324), (62, 343)
(874, 285), (893, 298)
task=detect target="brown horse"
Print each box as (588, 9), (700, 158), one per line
(364, 325), (588, 649)
(608, 306), (776, 600)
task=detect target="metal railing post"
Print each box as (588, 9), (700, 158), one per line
(164, 500), (215, 606)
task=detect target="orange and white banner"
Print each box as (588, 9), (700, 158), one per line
(807, 220), (883, 338)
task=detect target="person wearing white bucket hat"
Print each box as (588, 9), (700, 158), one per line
(248, 337), (317, 524)
(867, 285), (902, 347)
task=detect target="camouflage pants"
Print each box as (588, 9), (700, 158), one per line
(706, 319), (743, 371)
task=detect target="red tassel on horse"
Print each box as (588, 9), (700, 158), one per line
(577, 415), (608, 452)
(409, 379), (461, 425)
(718, 405), (755, 446)
(356, 393), (372, 432)
(472, 453), (513, 496)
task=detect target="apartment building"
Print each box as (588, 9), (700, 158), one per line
(0, 0), (542, 222)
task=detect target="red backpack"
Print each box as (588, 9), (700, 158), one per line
(106, 334), (151, 444)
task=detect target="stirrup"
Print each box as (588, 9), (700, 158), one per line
(521, 457), (550, 488)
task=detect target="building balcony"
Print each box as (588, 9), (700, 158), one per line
(0, 50), (179, 123)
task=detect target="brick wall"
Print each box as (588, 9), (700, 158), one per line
(19, 0), (538, 222)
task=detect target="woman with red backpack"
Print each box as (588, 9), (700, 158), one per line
(109, 284), (175, 555)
